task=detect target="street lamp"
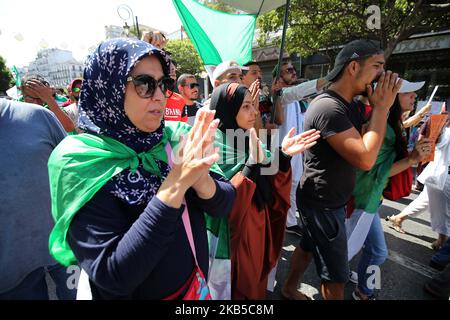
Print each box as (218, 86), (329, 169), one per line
(117, 4), (140, 39)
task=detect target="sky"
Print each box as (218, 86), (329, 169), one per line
(0, 0), (182, 68)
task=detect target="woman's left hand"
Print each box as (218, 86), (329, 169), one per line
(248, 127), (266, 164)
(281, 128), (321, 157)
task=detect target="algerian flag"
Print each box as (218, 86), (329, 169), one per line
(11, 65), (21, 88)
(8, 66), (22, 99)
(54, 94), (68, 107)
(172, 0), (256, 80)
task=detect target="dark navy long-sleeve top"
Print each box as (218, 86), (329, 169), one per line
(67, 173), (235, 299)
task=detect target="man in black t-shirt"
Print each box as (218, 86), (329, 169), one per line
(281, 39), (402, 300)
(177, 74), (203, 126)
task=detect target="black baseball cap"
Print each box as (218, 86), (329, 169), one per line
(325, 39), (383, 82)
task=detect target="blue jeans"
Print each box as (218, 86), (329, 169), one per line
(0, 264), (76, 300)
(357, 212), (388, 296)
(432, 237), (450, 265)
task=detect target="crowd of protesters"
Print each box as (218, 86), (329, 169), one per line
(0, 28), (449, 301)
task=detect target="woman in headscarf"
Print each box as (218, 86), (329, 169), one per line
(47, 39), (235, 300)
(207, 82), (320, 300)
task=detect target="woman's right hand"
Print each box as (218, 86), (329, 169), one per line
(172, 109), (220, 187)
(157, 109), (219, 207)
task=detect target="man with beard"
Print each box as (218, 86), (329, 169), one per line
(63, 78), (82, 107)
(177, 74), (202, 126)
(273, 62), (328, 238)
(281, 39), (402, 300)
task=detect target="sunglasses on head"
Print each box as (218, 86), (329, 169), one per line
(187, 83), (199, 89)
(127, 74), (175, 99)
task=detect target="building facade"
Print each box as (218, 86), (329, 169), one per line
(104, 25), (126, 39)
(387, 31), (450, 101)
(27, 48), (83, 88)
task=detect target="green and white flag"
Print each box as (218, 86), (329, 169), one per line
(6, 66), (21, 99)
(11, 65), (21, 88)
(172, 0), (256, 80)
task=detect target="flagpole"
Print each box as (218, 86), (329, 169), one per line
(271, 0), (290, 123)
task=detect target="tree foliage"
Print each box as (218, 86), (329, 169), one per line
(201, 0), (237, 13)
(165, 38), (205, 77)
(0, 55), (13, 93)
(257, 0), (450, 61)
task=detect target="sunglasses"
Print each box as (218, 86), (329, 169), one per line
(127, 74), (175, 99)
(284, 67), (296, 74)
(186, 83), (199, 89)
(72, 87), (81, 93)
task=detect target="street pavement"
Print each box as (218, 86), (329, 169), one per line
(46, 189), (440, 300)
(267, 189), (441, 300)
